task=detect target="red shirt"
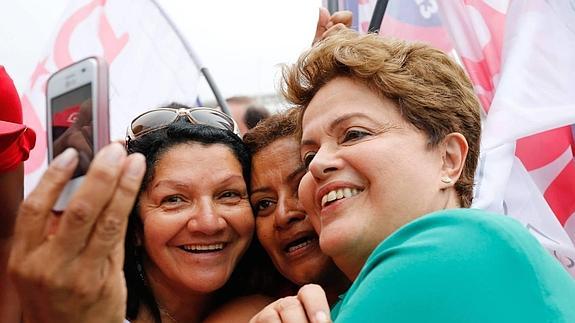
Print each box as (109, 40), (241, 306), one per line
(0, 66), (36, 172)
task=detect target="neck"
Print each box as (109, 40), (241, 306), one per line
(319, 264), (352, 306)
(141, 267), (215, 323)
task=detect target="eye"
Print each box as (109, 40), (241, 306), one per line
(218, 190), (243, 203)
(253, 198), (276, 216)
(161, 195), (185, 205)
(342, 129), (369, 143)
(302, 152), (316, 168)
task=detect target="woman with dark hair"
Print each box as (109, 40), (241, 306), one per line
(120, 103), (273, 322)
(205, 108), (351, 322)
(8, 102), (275, 323)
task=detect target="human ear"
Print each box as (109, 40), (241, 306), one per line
(440, 133), (468, 188)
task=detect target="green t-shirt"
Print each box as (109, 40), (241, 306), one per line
(331, 208), (575, 322)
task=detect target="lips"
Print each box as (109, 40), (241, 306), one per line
(284, 235), (317, 254)
(179, 243), (225, 253)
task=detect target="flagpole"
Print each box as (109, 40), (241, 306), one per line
(148, 0), (231, 116)
(368, 0), (390, 33)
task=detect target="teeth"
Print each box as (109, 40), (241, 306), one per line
(287, 239), (313, 253)
(182, 243), (224, 251)
(343, 188), (352, 198)
(321, 188), (361, 207)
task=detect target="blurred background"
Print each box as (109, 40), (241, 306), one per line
(0, 0), (322, 111)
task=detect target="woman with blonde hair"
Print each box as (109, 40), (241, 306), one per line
(251, 29), (575, 322)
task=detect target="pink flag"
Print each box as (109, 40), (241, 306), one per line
(451, 0), (575, 276)
(22, 0), (202, 193)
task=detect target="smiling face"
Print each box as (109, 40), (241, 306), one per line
(138, 142), (254, 297)
(299, 77), (451, 279)
(251, 137), (338, 286)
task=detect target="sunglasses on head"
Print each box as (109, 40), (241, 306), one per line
(126, 107), (240, 146)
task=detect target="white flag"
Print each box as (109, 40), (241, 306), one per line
(435, 0), (575, 277)
(367, 0), (575, 275)
(22, 0), (202, 194)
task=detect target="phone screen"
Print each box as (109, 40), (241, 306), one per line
(50, 83), (93, 179)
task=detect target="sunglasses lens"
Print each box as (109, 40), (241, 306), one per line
(131, 110), (177, 137)
(189, 110), (234, 132)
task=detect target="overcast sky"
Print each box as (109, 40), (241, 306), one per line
(0, 0), (320, 99)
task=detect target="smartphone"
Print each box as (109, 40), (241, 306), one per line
(46, 56), (109, 211)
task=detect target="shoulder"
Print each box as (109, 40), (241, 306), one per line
(335, 208), (575, 322)
(373, 208), (541, 261)
(362, 208), (569, 287)
(203, 294), (275, 323)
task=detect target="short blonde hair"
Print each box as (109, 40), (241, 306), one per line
(282, 29), (481, 207)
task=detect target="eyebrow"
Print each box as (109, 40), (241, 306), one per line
(301, 112), (373, 146)
(251, 165), (306, 195)
(153, 174), (245, 190)
(287, 164), (306, 183)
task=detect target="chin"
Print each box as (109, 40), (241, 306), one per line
(318, 228), (350, 260)
(285, 259), (333, 286)
(182, 271), (231, 293)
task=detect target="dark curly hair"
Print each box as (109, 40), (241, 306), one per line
(123, 103), (259, 322)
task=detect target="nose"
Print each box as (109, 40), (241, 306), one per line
(186, 198), (226, 235)
(274, 194), (306, 230)
(307, 145), (340, 181)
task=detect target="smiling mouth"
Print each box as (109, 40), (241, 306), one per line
(284, 236), (317, 254)
(179, 243), (225, 254)
(321, 187), (362, 208)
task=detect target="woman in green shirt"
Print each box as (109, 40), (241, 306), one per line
(251, 29), (575, 322)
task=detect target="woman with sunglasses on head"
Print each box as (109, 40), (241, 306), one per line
(9, 103), (276, 323)
(251, 29), (575, 323)
(123, 103), (278, 322)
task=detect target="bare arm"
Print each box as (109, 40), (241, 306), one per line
(0, 163), (23, 323)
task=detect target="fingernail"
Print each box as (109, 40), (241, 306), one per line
(52, 148), (78, 170)
(101, 143), (126, 166)
(126, 153), (146, 178)
(315, 311), (330, 323)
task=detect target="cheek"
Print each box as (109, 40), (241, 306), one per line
(228, 207), (255, 241)
(141, 216), (176, 247)
(308, 212), (321, 233)
(298, 173), (316, 213)
(255, 217), (275, 251)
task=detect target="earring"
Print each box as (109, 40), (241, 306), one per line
(441, 176), (452, 184)
(135, 247), (147, 285)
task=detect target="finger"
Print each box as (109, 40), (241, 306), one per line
(313, 7), (331, 45)
(297, 284), (331, 323)
(83, 153), (146, 264)
(322, 23), (348, 40)
(329, 10), (353, 27)
(250, 302), (283, 323)
(11, 148), (79, 257)
(113, 138), (126, 147)
(277, 296), (310, 323)
(53, 143), (127, 255)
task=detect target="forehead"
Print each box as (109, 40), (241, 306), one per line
(301, 77), (400, 136)
(251, 137), (301, 180)
(154, 142), (243, 179)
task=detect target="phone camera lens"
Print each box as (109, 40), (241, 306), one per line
(81, 68), (86, 73)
